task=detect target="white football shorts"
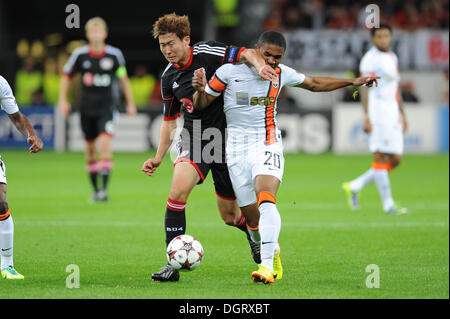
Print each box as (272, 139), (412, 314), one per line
(0, 156), (6, 184)
(369, 123), (404, 155)
(226, 139), (285, 207)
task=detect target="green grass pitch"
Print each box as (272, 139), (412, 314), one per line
(0, 150), (448, 299)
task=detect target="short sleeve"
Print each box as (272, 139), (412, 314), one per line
(359, 54), (376, 77)
(161, 74), (181, 121)
(62, 47), (82, 77)
(205, 64), (230, 97)
(0, 76), (19, 114)
(111, 48), (127, 78)
(280, 65), (305, 87)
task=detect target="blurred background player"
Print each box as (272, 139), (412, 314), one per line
(342, 24), (408, 215)
(0, 75), (43, 279)
(141, 13), (278, 282)
(192, 30), (379, 284)
(58, 17), (136, 202)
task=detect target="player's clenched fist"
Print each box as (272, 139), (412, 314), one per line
(27, 135), (44, 153)
(142, 158), (161, 176)
(192, 71), (207, 92)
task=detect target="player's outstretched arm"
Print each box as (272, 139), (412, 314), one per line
(141, 119), (177, 176)
(239, 49), (278, 82)
(192, 71), (217, 110)
(297, 75), (380, 92)
(8, 112), (43, 153)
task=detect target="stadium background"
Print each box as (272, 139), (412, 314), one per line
(0, 0), (448, 300)
(0, 0), (448, 153)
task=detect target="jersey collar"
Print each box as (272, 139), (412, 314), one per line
(89, 45), (106, 58)
(174, 47), (193, 71)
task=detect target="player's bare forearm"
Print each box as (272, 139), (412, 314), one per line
(397, 87), (408, 132)
(193, 91), (213, 110)
(120, 76), (136, 108)
(298, 75), (379, 92)
(155, 119), (177, 162)
(239, 49), (278, 82)
(58, 75), (71, 103)
(8, 112), (44, 153)
(58, 75), (72, 117)
(8, 112), (34, 138)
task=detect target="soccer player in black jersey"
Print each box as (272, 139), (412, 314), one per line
(141, 13), (278, 282)
(59, 17), (136, 202)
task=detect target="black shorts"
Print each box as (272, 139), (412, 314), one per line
(174, 134), (236, 200)
(80, 111), (118, 141)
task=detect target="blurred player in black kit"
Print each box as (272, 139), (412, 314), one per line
(59, 17), (136, 202)
(141, 13), (278, 282)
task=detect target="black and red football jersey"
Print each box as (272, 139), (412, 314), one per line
(161, 41), (245, 135)
(63, 44), (126, 114)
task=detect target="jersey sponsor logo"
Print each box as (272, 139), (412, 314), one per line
(250, 96), (276, 106)
(172, 81), (179, 89)
(82, 72), (111, 87)
(181, 98), (194, 113)
(100, 57), (114, 70)
(82, 60), (92, 69)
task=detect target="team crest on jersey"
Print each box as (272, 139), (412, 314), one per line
(194, 67), (206, 77)
(100, 57), (114, 70)
(181, 98), (194, 113)
(272, 80), (279, 88)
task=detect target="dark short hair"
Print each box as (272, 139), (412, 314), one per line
(152, 13), (190, 39)
(370, 23), (392, 37)
(257, 30), (287, 51)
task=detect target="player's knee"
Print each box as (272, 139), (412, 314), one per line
(169, 189), (189, 202)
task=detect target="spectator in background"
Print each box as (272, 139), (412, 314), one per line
(301, 0), (325, 29)
(43, 57), (61, 106)
(283, 5), (312, 30)
(148, 70), (164, 108)
(130, 64), (156, 108)
(15, 56), (43, 106)
(31, 89), (46, 106)
(263, 7), (283, 31)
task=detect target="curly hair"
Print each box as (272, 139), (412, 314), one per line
(152, 13), (191, 39)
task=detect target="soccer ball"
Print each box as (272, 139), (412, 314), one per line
(167, 234), (204, 271)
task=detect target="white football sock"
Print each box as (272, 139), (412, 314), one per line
(0, 215), (14, 270)
(259, 202), (281, 272)
(349, 168), (375, 193)
(374, 169), (394, 211)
